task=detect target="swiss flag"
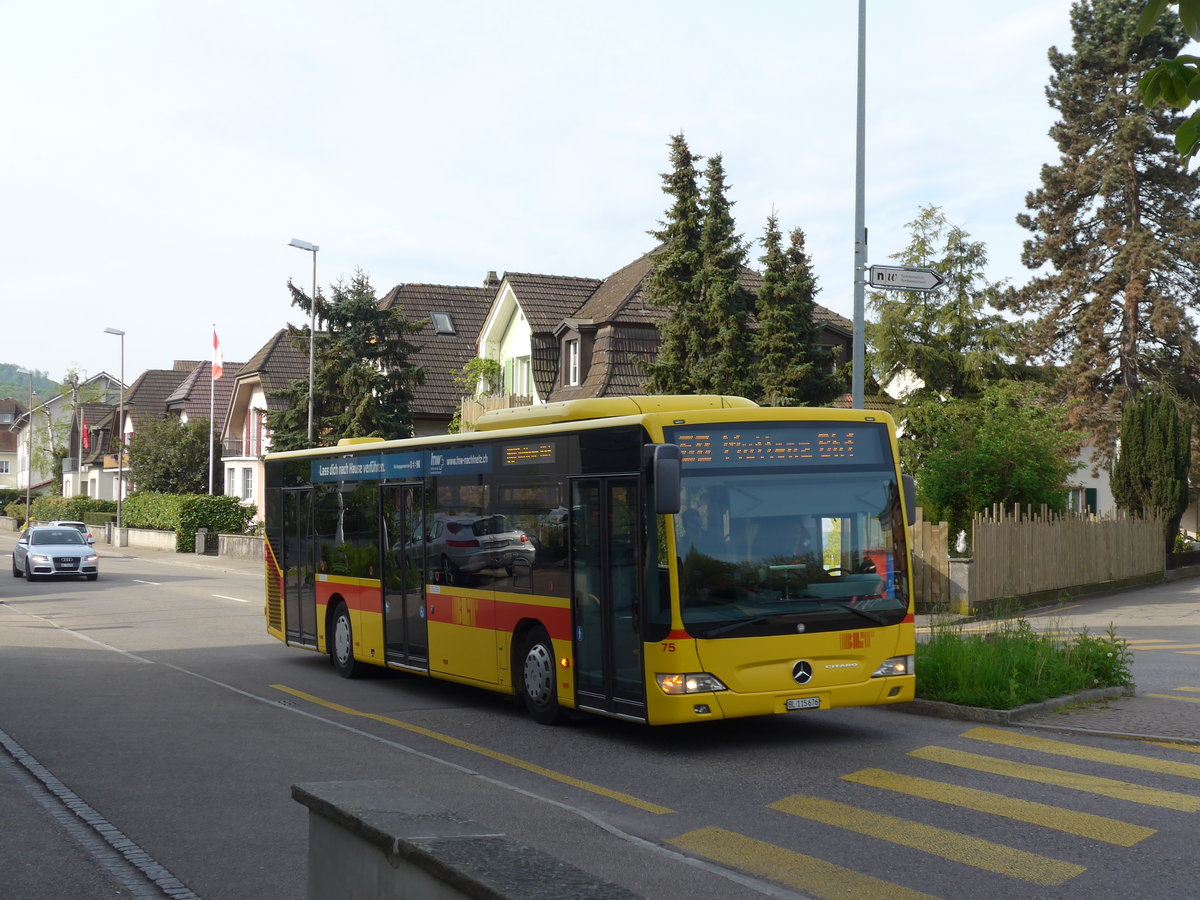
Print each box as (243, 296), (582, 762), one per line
(212, 328), (224, 381)
(81, 410), (90, 450)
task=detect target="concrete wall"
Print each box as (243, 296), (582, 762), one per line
(292, 781), (638, 900)
(218, 534), (263, 561)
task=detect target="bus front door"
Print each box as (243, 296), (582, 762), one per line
(571, 477), (646, 721)
(382, 483), (428, 668)
(282, 488), (318, 647)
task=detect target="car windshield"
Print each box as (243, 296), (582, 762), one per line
(673, 468), (909, 638)
(32, 530), (85, 545)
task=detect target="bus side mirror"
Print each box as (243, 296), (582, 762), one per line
(902, 474), (917, 527)
(652, 444), (681, 515)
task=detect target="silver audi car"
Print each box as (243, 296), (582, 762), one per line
(13, 525), (100, 581)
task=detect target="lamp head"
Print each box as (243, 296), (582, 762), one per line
(104, 327), (125, 336)
(288, 238), (319, 252)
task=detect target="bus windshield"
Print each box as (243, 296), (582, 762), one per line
(673, 467), (909, 639)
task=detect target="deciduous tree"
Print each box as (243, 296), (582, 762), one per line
(868, 205), (1017, 401)
(902, 381), (1083, 541)
(128, 416), (214, 494)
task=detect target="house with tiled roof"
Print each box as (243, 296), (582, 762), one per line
(220, 329), (310, 514)
(165, 360), (244, 431)
(11, 373), (124, 499)
(377, 275), (499, 435)
(0, 397), (28, 491)
(66, 366), (190, 499)
(465, 249), (853, 427)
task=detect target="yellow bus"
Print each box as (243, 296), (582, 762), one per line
(263, 395), (916, 725)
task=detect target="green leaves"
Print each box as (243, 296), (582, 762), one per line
(1137, 1), (1200, 158)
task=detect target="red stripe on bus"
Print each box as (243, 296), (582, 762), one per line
(315, 581), (381, 613)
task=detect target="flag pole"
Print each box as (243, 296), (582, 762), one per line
(209, 324), (216, 495)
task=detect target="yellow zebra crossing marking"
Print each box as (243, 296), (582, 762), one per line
(963, 727), (1200, 780)
(668, 828), (939, 900)
(768, 794), (1085, 886)
(842, 768), (1155, 846)
(909, 746), (1200, 811)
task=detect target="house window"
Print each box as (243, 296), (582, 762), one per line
(432, 312), (456, 335)
(0, 413), (11, 424)
(242, 467), (254, 501)
(0, 461), (9, 474)
(506, 356), (532, 396)
(226, 467), (235, 496)
(1066, 487), (1097, 515)
(566, 339), (580, 386)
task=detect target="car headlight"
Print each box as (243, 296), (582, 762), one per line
(30, 554), (51, 564)
(85, 554), (98, 563)
(656, 672), (728, 695)
(872, 655), (915, 677)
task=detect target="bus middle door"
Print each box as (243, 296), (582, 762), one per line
(571, 476), (646, 721)
(382, 482), (428, 669)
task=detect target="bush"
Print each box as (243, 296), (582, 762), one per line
(29, 495), (117, 523)
(123, 492), (255, 551)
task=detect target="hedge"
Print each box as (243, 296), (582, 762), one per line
(3, 495), (119, 526)
(121, 493), (256, 552)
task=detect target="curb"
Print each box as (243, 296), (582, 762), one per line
(890, 685), (1136, 726)
(888, 686), (1200, 746)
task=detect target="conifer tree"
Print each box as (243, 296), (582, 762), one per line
(267, 270), (425, 450)
(754, 215), (841, 406)
(1006, 0), (1200, 455)
(642, 133), (705, 394)
(692, 154), (755, 396)
(1111, 391), (1191, 552)
(868, 205), (1016, 400)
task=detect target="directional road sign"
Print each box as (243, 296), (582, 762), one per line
(868, 265), (946, 291)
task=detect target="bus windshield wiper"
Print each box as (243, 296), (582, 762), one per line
(698, 613), (804, 639)
(697, 601), (887, 638)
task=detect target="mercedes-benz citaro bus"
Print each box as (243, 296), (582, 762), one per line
(263, 395), (916, 725)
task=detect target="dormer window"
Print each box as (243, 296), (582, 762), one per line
(432, 312), (456, 335)
(565, 339), (581, 386)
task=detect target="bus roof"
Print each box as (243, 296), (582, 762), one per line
(472, 395), (757, 431)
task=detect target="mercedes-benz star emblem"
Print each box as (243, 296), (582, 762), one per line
(792, 661), (814, 685)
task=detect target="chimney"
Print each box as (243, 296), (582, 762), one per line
(484, 271), (500, 288)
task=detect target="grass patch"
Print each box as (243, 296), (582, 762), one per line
(915, 617), (1133, 710)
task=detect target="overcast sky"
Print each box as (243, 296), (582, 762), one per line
(4, 0), (1079, 387)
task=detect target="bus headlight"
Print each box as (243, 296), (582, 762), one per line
(656, 672), (728, 695)
(872, 655), (914, 677)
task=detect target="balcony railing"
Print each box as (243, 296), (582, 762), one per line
(222, 438), (266, 458)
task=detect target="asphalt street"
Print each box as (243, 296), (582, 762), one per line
(2, 536), (1199, 898)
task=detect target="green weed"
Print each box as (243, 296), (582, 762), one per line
(915, 618), (1133, 710)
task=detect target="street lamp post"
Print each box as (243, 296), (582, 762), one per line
(288, 238), (319, 444)
(104, 327), (126, 537)
(15, 367), (32, 526)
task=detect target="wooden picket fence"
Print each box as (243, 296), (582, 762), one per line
(970, 504), (1163, 603)
(910, 508), (950, 609)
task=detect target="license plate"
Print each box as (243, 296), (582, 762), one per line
(786, 697), (821, 711)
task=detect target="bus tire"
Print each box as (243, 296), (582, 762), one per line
(519, 628), (565, 725)
(330, 601), (363, 678)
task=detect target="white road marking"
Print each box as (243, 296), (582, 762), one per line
(212, 594), (249, 603)
(132, 579), (161, 586)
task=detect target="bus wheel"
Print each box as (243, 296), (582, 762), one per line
(520, 628), (565, 725)
(330, 601), (363, 678)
